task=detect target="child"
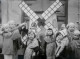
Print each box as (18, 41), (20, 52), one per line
(71, 30), (80, 59)
(55, 29), (69, 57)
(1, 20), (26, 59)
(44, 28), (56, 59)
(24, 31), (39, 59)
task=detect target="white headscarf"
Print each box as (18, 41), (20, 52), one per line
(66, 22), (76, 29)
(2, 24), (9, 31)
(8, 20), (16, 29)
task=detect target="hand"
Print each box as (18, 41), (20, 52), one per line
(0, 31), (4, 34)
(19, 23), (26, 27)
(22, 23), (26, 26)
(32, 52), (36, 56)
(56, 53), (59, 57)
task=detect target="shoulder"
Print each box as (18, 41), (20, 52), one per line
(32, 38), (38, 43)
(12, 29), (21, 40)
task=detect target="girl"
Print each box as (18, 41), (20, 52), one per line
(24, 31), (39, 59)
(44, 28), (56, 59)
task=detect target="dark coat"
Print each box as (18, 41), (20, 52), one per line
(71, 39), (80, 59)
(45, 36), (56, 59)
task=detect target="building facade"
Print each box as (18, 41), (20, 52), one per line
(0, 0), (80, 28)
(0, 0), (80, 59)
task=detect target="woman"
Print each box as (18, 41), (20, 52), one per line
(44, 28), (56, 59)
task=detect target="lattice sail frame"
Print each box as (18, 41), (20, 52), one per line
(42, 0), (62, 30)
(19, 0), (62, 32)
(19, 1), (41, 32)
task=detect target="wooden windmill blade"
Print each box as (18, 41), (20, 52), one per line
(19, 1), (41, 32)
(41, 0), (62, 30)
(44, 22), (53, 29)
(19, 1), (39, 21)
(41, 0), (62, 20)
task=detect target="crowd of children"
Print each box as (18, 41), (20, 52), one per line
(0, 20), (80, 59)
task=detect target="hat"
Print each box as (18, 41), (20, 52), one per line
(59, 29), (67, 37)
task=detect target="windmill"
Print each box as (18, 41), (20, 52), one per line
(19, 0), (62, 33)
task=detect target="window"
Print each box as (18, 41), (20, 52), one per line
(22, 0), (68, 27)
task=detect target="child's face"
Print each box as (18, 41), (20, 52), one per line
(4, 26), (10, 31)
(47, 30), (53, 35)
(56, 34), (63, 41)
(29, 32), (35, 39)
(68, 26), (75, 32)
(9, 23), (16, 29)
(61, 24), (66, 30)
